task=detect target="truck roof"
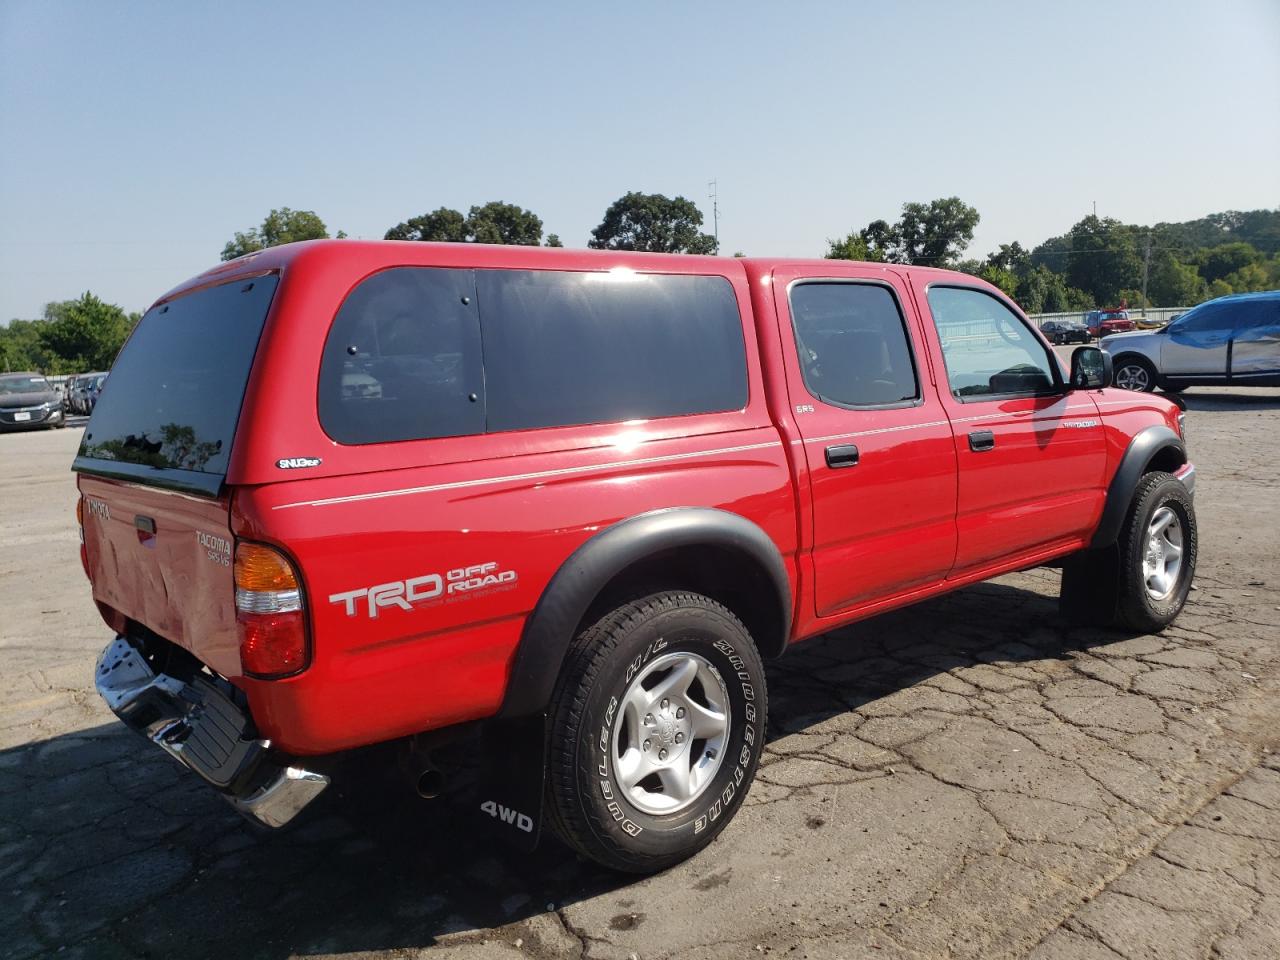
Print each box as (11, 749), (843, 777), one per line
(158, 240), (1001, 311)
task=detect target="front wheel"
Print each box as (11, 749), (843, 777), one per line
(1116, 471), (1197, 632)
(546, 591), (767, 873)
(1113, 355), (1157, 392)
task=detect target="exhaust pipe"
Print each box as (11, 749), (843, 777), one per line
(415, 767), (446, 799)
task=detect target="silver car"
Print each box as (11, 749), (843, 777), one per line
(1102, 291), (1280, 392)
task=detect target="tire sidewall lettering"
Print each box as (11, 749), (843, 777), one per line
(590, 614), (763, 849)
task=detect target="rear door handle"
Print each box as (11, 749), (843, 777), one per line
(825, 444), (860, 468)
(968, 430), (995, 452)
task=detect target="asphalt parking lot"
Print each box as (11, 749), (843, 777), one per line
(2, 388), (1278, 960)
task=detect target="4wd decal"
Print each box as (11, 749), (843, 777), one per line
(328, 561), (518, 618)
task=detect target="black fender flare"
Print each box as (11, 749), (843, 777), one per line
(497, 506), (791, 719)
(1090, 425), (1185, 548)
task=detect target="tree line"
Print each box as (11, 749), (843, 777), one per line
(4, 198), (1277, 375)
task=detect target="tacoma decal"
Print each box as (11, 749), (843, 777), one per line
(328, 561), (518, 618)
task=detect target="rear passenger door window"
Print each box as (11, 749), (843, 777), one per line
(319, 268), (484, 444)
(788, 281), (919, 408)
(926, 286), (1059, 399)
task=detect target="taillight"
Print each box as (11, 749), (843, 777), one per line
(75, 496), (88, 578)
(234, 542), (308, 678)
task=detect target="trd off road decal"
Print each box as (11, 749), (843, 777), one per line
(328, 561), (518, 618)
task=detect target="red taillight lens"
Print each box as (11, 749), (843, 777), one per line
(234, 542), (308, 678)
(75, 497), (89, 578)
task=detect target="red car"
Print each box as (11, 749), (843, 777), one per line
(1086, 308), (1137, 337)
(76, 241), (1197, 872)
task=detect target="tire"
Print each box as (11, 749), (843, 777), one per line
(1115, 471), (1197, 633)
(546, 591), (767, 873)
(1113, 355), (1157, 392)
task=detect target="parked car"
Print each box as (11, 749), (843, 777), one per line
(1040, 319), (1091, 344)
(83, 372), (108, 413)
(76, 241), (1197, 872)
(1134, 315), (1168, 330)
(0, 372), (66, 430)
(69, 371), (108, 414)
(1085, 309), (1136, 337)
(1103, 290), (1280, 392)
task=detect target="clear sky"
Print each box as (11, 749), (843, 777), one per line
(1, 0), (1277, 321)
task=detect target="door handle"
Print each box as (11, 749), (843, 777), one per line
(968, 430), (995, 452)
(825, 444), (860, 468)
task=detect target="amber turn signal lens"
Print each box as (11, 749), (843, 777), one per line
(76, 497), (84, 526)
(235, 542), (299, 592)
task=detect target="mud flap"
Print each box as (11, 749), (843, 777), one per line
(476, 714), (546, 852)
(1060, 543), (1121, 626)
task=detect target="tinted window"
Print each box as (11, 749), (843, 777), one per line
(79, 277), (278, 476)
(478, 270), (747, 432)
(1173, 303), (1231, 333)
(319, 268), (484, 444)
(927, 286), (1057, 398)
(789, 282), (918, 407)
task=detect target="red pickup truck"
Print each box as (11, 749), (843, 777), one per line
(77, 241), (1197, 872)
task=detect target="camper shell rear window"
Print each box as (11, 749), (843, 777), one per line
(73, 275), (279, 496)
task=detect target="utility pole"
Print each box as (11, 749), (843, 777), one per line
(1092, 200), (1097, 218)
(708, 180), (719, 253)
(1141, 232), (1153, 310)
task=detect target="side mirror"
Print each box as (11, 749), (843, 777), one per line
(1070, 346), (1112, 389)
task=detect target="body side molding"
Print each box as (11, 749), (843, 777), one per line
(498, 507), (792, 718)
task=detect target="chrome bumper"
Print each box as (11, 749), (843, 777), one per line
(1175, 462), (1196, 499)
(94, 635), (328, 828)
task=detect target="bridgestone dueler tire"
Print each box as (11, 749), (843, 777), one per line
(545, 591), (767, 873)
(1115, 471), (1197, 633)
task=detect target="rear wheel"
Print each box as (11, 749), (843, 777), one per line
(546, 591), (767, 873)
(1113, 355), (1157, 392)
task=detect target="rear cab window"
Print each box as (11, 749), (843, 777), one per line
(74, 276), (279, 495)
(788, 281), (920, 408)
(318, 268), (748, 444)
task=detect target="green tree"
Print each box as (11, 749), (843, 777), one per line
(977, 265), (1018, 298)
(825, 232), (875, 261)
(830, 198), (979, 267)
(895, 197), (980, 266)
(385, 207), (468, 242)
(588, 192), (718, 254)
(37, 292), (135, 372)
(986, 241), (1030, 275)
(465, 201), (543, 245)
(222, 207), (330, 260)
(1194, 242), (1262, 285)
(1146, 253), (1204, 307)
(545, 233), (564, 248)
(0, 319), (53, 372)
(1064, 215), (1142, 306)
(386, 202), (544, 245)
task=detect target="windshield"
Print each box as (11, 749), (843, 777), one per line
(77, 275), (278, 482)
(0, 376), (50, 395)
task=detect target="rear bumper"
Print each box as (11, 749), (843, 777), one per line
(94, 635), (328, 828)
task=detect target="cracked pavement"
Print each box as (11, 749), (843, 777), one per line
(2, 387), (1278, 959)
